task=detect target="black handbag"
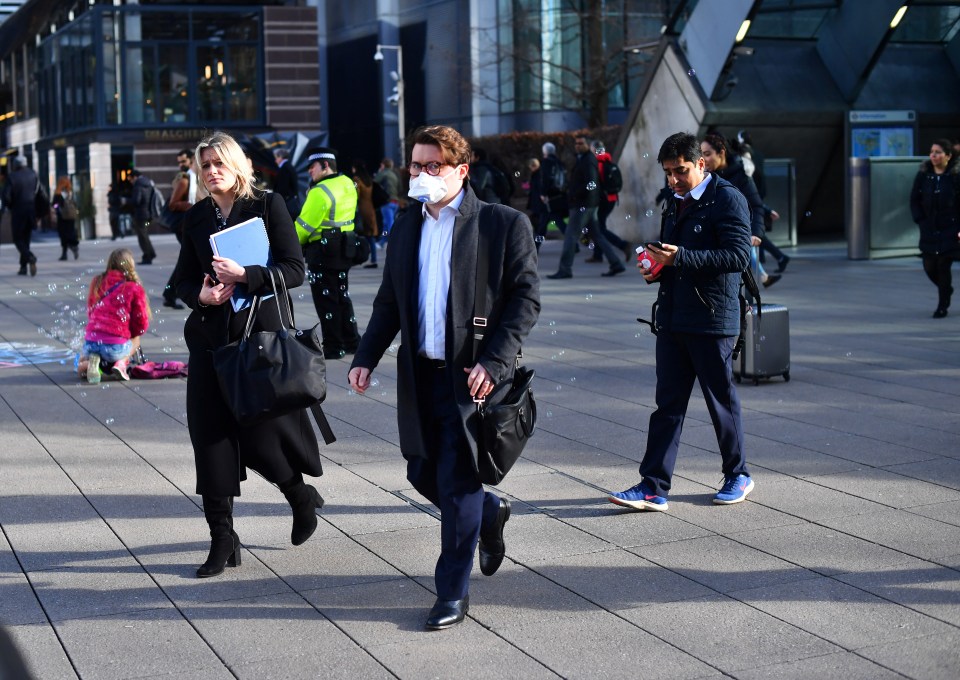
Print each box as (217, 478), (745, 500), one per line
(212, 268), (335, 442)
(472, 205), (537, 485)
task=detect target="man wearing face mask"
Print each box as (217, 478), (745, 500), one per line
(348, 125), (540, 630)
(295, 147), (361, 359)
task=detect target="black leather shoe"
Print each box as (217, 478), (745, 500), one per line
(762, 273), (781, 288)
(547, 272), (572, 279)
(601, 267), (625, 277)
(933, 308), (948, 319)
(479, 498), (511, 576)
(425, 596), (469, 630)
(777, 255), (790, 273)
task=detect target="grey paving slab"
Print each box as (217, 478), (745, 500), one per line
(493, 609), (720, 679)
(0, 574), (48, 625)
(365, 628), (562, 680)
(630, 535), (819, 594)
(249, 534), (405, 592)
(756, 476), (892, 521)
(805, 467), (960, 509)
(5, 622), (79, 680)
(834, 561), (960, 628)
(735, 576), (955, 650)
(733, 651), (908, 680)
(820, 509), (960, 561)
(619, 594), (841, 674)
(53, 608), (223, 679)
(856, 631), (960, 680)
(179, 592), (368, 668)
(4, 238), (960, 677)
(732, 522), (925, 577)
(29, 558), (174, 622)
(525, 547), (715, 609)
(906, 499), (960, 528)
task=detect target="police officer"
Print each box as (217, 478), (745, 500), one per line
(295, 147), (361, 359)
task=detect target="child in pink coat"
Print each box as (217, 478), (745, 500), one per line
(80, 248), (151, 383)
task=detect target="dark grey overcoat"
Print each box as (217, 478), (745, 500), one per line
(351, 185), (540, 467)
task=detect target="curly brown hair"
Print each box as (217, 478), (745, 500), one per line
(410, 125), (472, 168)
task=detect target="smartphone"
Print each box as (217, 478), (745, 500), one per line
(644, 240), (663, 250)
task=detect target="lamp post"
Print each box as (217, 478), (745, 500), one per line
(373, 43), (405, 163)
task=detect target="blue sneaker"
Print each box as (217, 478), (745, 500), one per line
(608, 482), (668, 512)
(713, 474), (754, 505)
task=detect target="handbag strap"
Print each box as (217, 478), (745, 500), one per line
(242, 268), (295, 340)
(472, 205), (522, 401)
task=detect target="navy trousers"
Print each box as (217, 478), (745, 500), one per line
(639, 332), (748, 497)
(408, 358), (500, 601)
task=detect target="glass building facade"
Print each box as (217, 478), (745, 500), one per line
(36, 5), (264, 136)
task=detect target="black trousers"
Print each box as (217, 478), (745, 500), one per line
(639, 332), (748, 497)
(407, 357), (500, 601)
(11, 209), (36, 266)
(309, 267), (360, 354)
(922, 253), (954, 309)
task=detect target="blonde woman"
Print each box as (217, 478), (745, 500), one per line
(81, 248), (151, 383)
(52, 176), (80, 260)
(172, 131), (324, 578)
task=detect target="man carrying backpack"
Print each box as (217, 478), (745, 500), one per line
(586, 140), (631, 264)
(130, 169), (158, 265)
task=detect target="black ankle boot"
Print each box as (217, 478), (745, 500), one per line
(196, 495), (241, 577)
(58, 249), (68, 261)
(279, 477), (324, 546)
(71, 245), (79, 260)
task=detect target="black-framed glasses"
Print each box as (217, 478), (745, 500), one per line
(407, 161), (445, 176)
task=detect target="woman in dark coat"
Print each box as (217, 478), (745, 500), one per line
(701, 133), (780, 288)
(173, 131), (324, 577)
(910, 139), (960, 318)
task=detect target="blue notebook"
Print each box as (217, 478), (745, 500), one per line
(209, 217), (272, 312)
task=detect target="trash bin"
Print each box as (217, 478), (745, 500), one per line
(846, 157), (869, 260)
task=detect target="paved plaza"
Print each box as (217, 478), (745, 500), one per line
(1, 230), (959, 679)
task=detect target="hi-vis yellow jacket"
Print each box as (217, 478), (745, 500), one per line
(295, 173), (357, 244)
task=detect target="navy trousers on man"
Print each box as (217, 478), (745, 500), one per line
(639, 332), (748, 497)
(408, 358), (500, 600)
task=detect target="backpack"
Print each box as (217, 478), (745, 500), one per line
(148, 181), (164, 220)
(490, 165), (513, 203)
(543, 158), (566, 195)
(59, 194), (79, 220)
(601, 159), (623, 194)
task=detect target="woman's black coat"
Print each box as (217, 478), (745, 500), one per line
(910, 161), (960, 257)
(174, 192), (321, 496)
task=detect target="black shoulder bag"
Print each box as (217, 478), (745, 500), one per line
(472, 206), (537, 485)
(212, 268), (336, 443)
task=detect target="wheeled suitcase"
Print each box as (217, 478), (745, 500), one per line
(734, 303), (790, 384)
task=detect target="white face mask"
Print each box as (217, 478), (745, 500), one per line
(408, 168), (456, 205)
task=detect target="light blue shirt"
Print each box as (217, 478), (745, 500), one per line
(418, 189), (466, 359)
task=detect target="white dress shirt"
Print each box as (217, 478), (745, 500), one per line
(674, 172), (712, 201)
(418, 189), (465, 359)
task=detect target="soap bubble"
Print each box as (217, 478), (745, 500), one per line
(79, 391), (87, 398)
(569, 376), (576, 382)
(687, 69), (696, 77)
(105, 418), (115, 425)
(586, 181), (597, 191)
(548, 320), (557, 326)
(804, 211), (812, 217)
(585, 294), (593, 300)
(534, 235), (544, 243)
(645, 209), (654, 217)
(369, 378), (380, 388)
(642, 153), (650, 159)
(324, 313), (333, 320)
(555, 385), (562, 391)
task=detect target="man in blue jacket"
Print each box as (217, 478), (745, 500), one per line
(609, 132), (754, 511)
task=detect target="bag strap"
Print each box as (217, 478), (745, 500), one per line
(309, 402), (337, 444)
(472, 205), (523, 406)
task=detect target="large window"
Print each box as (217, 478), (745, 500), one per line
(498, 0), (675, 116)
(37, 5), (263, 135)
